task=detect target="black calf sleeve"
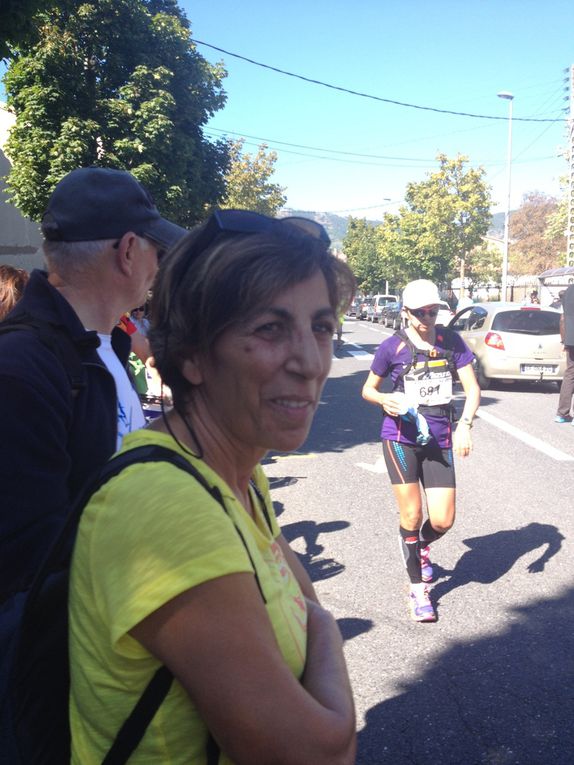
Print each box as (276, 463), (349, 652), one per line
(399, 526), (422, 584)
(419, 519), (446, 546)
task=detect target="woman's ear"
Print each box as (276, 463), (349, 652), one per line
(181, 356), (203, 386)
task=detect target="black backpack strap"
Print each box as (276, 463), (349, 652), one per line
(393, 328), (418, 386)
(97, 443), (269, 765)
(435, 326), (459, 380)
(102, 666), (174, 765)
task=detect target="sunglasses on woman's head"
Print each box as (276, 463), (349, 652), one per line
(173, 208), (331, 288)
(409, 307), (439, 319)
(191, 209), (330, 256)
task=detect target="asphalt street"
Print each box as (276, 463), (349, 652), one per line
(262, 317), (574, 765)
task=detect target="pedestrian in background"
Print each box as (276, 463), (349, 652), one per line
(131, 303), (150, 336)
(69, 209), (357, 764)
(0, 264), (29, 320)
(555, 283), (574, 423)
(362, 279), (480, 622)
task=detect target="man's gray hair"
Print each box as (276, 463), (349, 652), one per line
(43, 239), (115, 279)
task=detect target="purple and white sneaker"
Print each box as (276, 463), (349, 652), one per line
(409, 583), (436, 622)
(420, 545), (434, 583)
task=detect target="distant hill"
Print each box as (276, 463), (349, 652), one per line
(280, 208), (510, 250)
(488, 211), (506, 239)
(279, 209), (380, 251)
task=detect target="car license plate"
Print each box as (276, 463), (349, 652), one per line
(520, 364), (557, 374)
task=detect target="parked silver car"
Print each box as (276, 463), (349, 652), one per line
(448, 302), (565, 389)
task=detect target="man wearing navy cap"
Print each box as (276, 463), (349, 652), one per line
(0, 167), (187, 603)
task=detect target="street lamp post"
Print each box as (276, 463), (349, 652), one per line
(498, 91), (514, 301)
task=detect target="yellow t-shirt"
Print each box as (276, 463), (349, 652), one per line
(69, 429), (308, 764)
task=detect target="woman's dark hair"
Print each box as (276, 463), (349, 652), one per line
(0, 265), (29, 321)
(149, 219), (356, 405)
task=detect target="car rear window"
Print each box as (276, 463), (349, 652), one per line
(491, 309), (560, 336)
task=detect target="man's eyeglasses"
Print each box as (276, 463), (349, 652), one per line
(408, 307), (439, 319)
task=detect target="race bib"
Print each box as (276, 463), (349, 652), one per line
(403, 359), (453, 407)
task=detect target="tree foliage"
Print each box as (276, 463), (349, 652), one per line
(342, 155), (492, 293)
(0, 0), (51, 60)
(398, 154), (492, 284)
(3, 0), (229, 224)
(342, 218), (381, 294)
(220, 139), (286, 216)
(509, 191), (566, 274)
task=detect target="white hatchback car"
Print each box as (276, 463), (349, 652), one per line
(449, 302), (565, 389)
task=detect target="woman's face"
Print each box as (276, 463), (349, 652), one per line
(192, 270), (336, 457)
(406, 304), (439, 334)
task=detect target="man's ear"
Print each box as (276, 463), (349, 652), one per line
(181, 355), (204, 386)
(114, 232), (138, 276)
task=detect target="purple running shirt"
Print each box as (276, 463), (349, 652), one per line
(371, 328), (474, 448)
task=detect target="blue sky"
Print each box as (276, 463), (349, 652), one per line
(185, 0), (573, 218)
(2, 1), (572, 219)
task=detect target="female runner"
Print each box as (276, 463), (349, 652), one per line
(362, 279), (480, 621)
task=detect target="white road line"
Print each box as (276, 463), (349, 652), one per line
(476, 409), (574, 462)
(332, 342), (373, 360)
(356, 456), (388, 474)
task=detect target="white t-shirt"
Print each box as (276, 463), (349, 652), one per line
(97, 334), (146, 449)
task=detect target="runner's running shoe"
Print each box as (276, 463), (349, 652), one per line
(554, 415), (573, 423)
(408, 583), (436, 622)
(420, 545), (434, 583)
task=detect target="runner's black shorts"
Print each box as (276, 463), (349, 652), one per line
(382, 439), (456, 488)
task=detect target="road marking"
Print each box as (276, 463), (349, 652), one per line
(356, 456), (388, 473)
(269, 452), (318, 461)
(476, 409), (574, 462)
(332, 342), (374, 360)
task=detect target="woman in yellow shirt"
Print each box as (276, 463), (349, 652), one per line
(69, 209), (357, 764)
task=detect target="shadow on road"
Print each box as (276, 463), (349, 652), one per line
(281, 519), (350, 583)
(337, 617), (374, 641)
(357, 585), (574, 765)
(432, 522), (565, 606)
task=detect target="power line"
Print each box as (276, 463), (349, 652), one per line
(204, 128), (562, 169)
(194, 39), (563, 124)
(206, 127), (436, 161)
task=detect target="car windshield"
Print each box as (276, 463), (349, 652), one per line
(491, 309), (560, 336)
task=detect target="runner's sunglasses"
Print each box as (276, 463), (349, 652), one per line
(408, 307), (439, 319)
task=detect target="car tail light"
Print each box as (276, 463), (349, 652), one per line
(485, 331), (505, 350)
(520, 306), (540, 311)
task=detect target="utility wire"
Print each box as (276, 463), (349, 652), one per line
(206, 127), (435, 161)
(204, 128), (561, 168)
(194, 39), (563, 123)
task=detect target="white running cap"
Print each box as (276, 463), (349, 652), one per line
(402, 279), (441, 310)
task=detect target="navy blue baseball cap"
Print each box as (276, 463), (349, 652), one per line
(41, 167), (187, 248)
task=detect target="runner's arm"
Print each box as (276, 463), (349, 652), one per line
(362, 371), (404, 416)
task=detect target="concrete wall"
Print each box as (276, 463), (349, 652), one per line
(0, 104), (44, 272)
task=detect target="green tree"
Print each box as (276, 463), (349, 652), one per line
(3, 0), (229, 224)
(342, 217), (381, 294)
(465, 241), (502, 287)
(395, 154), (492, 286)
(220, 139), (286, 215)
(509, 191), (566, 274)
(343, 156), (492, 294)
(0, 0), (51, 60)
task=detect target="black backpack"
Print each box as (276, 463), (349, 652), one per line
(393, 327), (459, 418)
(0, 444), (240, 765)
